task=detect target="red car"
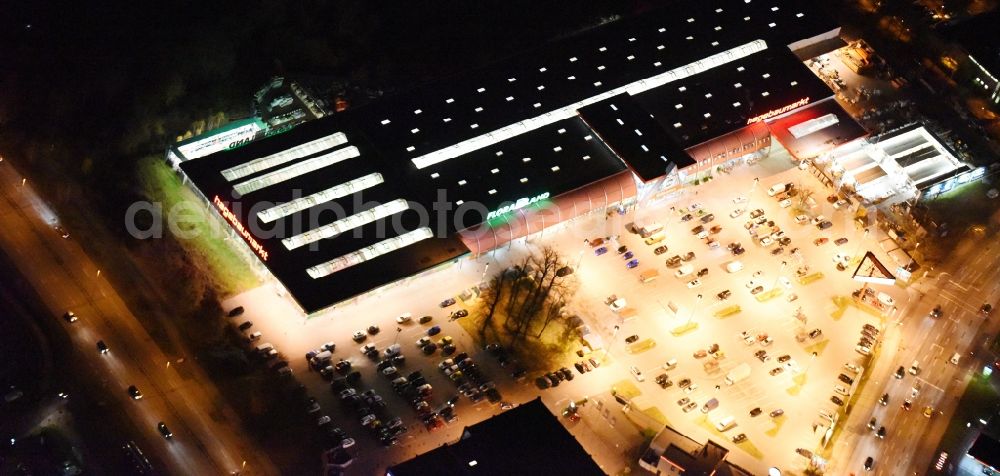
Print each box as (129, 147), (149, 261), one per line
(813, 237), (829, 246)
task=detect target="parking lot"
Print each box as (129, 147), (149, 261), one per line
(562, 160), (908, 472)
(223, 151), (909, 474)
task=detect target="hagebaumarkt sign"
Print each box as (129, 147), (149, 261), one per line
(745, 97), (811, 125)
(486, 192), (550, 220)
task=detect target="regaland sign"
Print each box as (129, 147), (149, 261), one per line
(486, 192), (550, 220)
(746, 97), (811, 125)
(213, 195), (269, 261)
(176, 121), (263, 159)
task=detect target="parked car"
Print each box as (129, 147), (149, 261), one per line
(834, 237), (849, 245)
(654, 245), (668, 255)
(440, 298), (457, 307)
(428, 326), (442, 336)
(594, 247), (608, 256)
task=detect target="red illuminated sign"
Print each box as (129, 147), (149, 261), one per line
(746, 97), (811, 125)
(213, 195), (269, 261)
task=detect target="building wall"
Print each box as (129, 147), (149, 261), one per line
(683, 122), (773, 179)
(457, 170), (636, 255)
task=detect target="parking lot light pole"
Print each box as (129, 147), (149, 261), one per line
(603, 324), (621, 364)
(852, 228), (870, 263)
(744, 177), (760, 212)
(772, 261), (788, 291)
(687, 294), (703, 326)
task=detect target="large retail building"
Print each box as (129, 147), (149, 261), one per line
(181, 0), (860, 313)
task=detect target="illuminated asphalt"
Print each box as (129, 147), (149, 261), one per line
(0, 159), (278, 475)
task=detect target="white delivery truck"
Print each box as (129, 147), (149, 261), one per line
(725, 362), (751, 385)
(726, 260), (744, 273)
(767, 183), (789, 196)
(639, 223), (664, 238)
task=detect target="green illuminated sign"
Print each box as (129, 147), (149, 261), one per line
(486, 192), (550, 220)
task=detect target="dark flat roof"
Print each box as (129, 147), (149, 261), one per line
(181, 0), (839, 313)
(968, 433), (1000, 469)
(578, 93), (686, 181)
(354, 0), (837, 166)
(766, 97), (867, 159)
(635, 48), (834, 149)
(386, 398), (602, 476)
(180, 113), (624, 313)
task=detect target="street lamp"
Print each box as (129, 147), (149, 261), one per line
(852, 228), (870, 264)
(744, 177), (760, 212)
(393, 327), (402, 344)
(772, 261), (788, 291)
(603, 324), (622, 364)
(687, 294), (703, 326)
(480, 261), (491, 285)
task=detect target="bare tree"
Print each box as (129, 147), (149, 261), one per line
(479, 271), (507, 337)
(505, 256), (531, 316)
(509, 247), (566, 346)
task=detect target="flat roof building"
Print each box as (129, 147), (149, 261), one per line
(385, 398), (602, 476)
(181, 0), (851, 313)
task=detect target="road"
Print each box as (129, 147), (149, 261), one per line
(0, 159), (277, 475)
(833, 235), (1000, 476)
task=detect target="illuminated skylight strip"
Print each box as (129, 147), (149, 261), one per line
(306, 227), (433, 278)
(221, 132), (347, 181)
(257, 172), (384, 223)
(233, 146), (360, 195)
(410, 40), (767, 169)
(283, 199), (409, 250)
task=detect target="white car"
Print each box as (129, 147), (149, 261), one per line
(834, 252), (851, 264)
(834, 385), (850, 396)
(758, 236), (774, 247)
(844, 362), (862, 374)
(684, 383), (699, 394)
(630, 365), (644, 382)
(855, 345), (871, 356)
(743, 335), (756, 346)
(779, 199), (792, 208)
(687, 279), (702, 288)
(730, 208), (745, 218)
(811, 215), (827, 226)
(733, 195), (748, 204)
(794, 214), (809, 224)
(696, 230), (709, 239)
(690, 203), (703, 210)
(760, 335), (774, 346)
(396, 313), (412, 323)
